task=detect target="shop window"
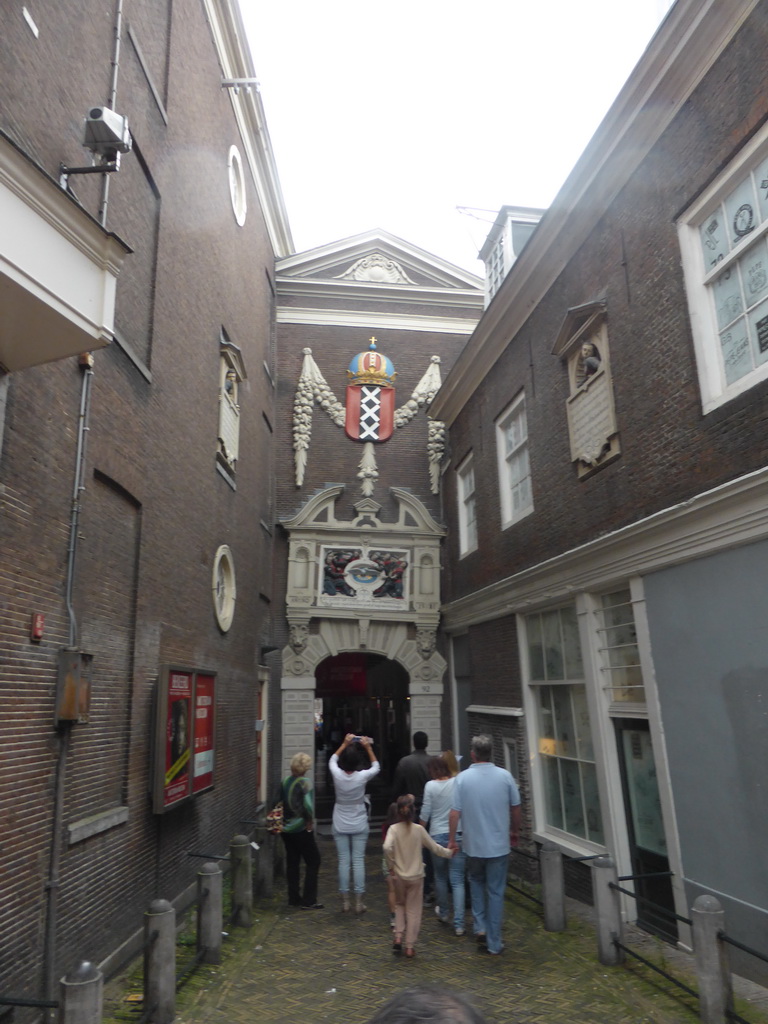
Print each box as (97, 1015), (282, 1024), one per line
(527, 605), (604, 845)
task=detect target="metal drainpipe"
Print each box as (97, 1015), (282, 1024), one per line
(43, 361), (93, 1016)
(42, 724), (71, 1018)
(98, 0), (123, 228)
(64, 364), (93, 648)
(45, 1), (121, 1005)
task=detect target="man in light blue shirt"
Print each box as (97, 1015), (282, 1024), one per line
(449, 734), (521, 955)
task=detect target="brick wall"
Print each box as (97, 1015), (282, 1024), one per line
(0, 0), (278, 999)
(444, 4), (768, 606)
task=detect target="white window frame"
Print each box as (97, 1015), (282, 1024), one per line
(678, 120), (768, 412)
(456, 453), (477, 557)
(227, 145), (247, 226)
(594, 587), (646, 712)
(495, 392), (533, 529)
(520, 602), (605, 852)
(485, 232), (507, 304)
(212, 544), (236, 632)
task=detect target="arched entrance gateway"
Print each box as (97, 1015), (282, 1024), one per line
(279, 486), (447, 814)
(314, 652), (409, 815)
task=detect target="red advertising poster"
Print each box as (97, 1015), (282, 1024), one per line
(164, 670), (193, 809)
(192, 673), (215, 794)
(154, 665), (217, 813)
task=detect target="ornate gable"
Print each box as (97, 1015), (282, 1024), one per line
(276, 229), (483, 291)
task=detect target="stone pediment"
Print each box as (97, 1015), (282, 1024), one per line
(276, 229), (483, 292)
(282, 487), (445, 630)
(281, 485), (446, 537)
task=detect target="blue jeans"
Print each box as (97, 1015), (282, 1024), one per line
(466, 854), (509, 953)
(332, 827), (369, 894)
(431, 833), (466, 930)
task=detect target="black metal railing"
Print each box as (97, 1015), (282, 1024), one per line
(610, 875), (768, 1024)
(613, 937), (699, 1001)
(609, 881), (693, 927)
(0, 997), (59, 1009)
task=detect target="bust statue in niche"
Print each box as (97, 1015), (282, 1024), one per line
(575, 340), (601, 388)
(223, 367), (239, 406)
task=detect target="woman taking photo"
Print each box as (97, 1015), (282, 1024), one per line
(329, 733), (380, 913)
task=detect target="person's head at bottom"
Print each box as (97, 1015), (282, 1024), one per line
(366, 984), (489, 1024)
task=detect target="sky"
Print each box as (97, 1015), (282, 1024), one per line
(241, 1), (673, 275)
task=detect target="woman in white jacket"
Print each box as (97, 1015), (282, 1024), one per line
(329, 733), (380, 913)
(383, 793), (453, 958)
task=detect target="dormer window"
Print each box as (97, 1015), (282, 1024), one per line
(480, 205), (545, 306)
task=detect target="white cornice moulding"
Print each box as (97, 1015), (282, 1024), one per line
(276, 307), (479, 335)
(430, 0), (760, 425)
(202, 0), (293, 256)
(465, 705), (524, 718)
(442, 466), (768, 631)
(0, 135), (131, 371)
(276, 277), (484, 312)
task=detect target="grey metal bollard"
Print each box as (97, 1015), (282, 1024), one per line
(591, 855), (624, 965)
(230, 834), (253, 927)
(144, 898), (175, 1024)
(59, 960), (102, 1024)
(692, 894), (733, 1024)
(540, 841), (566, 932)
(197, 861), (223, 964)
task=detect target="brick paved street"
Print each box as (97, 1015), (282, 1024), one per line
(105, 834), (768, 1024)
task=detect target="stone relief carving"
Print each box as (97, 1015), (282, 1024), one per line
(553, 303), (620, 479)
(217, 363), (241, 471)
(336, 253), (415, 284)
(292, 349), (446, 494)
(566, 330), (619, 473)
(357, 442), (379, 497)
(415, 627), (437, 659)
(289, 622), (309, 653)
(320, 548), (408, 602)
(293, 349), (345, 486)
(427, 419), (446, 494)
(575, 340), (602, 389)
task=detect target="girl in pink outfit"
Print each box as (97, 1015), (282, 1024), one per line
(383, 793), (453, 958)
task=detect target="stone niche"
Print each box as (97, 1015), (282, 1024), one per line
(553, 300), (620, 479)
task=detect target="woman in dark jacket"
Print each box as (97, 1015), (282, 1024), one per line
(277, 751), (323, 909)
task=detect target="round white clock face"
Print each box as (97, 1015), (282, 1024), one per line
(212, 544), (236, 631)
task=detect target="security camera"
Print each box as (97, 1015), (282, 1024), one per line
(83, 106), (132, 156)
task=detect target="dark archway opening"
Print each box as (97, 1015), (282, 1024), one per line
(314, 652), (410, 818)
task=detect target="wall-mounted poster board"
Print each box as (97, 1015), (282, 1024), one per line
(153, 665), (216, 813)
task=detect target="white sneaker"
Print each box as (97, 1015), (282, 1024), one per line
(434, 906), (448, 923)
(455, 926), (465, 936)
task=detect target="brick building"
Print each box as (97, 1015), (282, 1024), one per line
(0, 0), (289, 1005)
(5, 0), (768, 1003)
(431, 0), (768, 981)
(271, 230), (482, 809)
